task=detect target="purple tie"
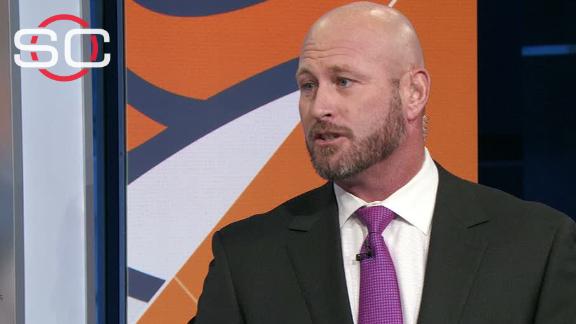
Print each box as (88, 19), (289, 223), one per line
(356, 206), (403, 324)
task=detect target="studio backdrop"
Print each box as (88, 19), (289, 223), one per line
(124, 1), (477, 322)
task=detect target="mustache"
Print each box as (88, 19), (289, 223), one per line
(306, 121), (354, 141)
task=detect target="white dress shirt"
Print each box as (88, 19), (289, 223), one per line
(335, 148), (439, 324)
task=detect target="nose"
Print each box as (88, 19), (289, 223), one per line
(307, 84), (334, 120)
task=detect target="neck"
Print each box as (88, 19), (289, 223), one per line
(335, 142), (425, 202)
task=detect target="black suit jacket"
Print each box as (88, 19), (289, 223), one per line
(192, 166), (576, 324)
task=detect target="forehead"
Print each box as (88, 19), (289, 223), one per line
(297, 30), (387, 77)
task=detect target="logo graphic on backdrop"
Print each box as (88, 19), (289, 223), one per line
(13, 14), (110, 82)
(125, 0), (477, 323)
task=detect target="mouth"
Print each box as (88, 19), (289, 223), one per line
(313, 132), (346, 145)
(307, 122), (352, 147)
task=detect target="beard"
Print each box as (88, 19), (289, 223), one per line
(305, 87), (406, 181)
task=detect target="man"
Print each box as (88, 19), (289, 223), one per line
(192, 2), (576, 324)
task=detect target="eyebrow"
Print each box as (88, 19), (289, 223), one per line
(328, 64), (354, 74)
(296, 64), (364, 79)
(295, 67), (311, 79)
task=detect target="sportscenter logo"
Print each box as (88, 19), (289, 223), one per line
(14, 14), (110, 82)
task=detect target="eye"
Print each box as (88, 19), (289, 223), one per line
(336, 77), (353, 88)
(299, 81), (317, 92)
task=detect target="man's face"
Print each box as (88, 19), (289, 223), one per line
(296, 28), (406, 181)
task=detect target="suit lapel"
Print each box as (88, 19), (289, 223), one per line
(286, 183), (354, 324)
(417, 166), (490, 324)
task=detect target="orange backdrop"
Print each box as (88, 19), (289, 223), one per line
(125, 0), (477, 322)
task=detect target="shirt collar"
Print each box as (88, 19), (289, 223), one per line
(334, 148), (439, 236)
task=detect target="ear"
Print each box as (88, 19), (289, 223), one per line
(400, 68), (430, 121)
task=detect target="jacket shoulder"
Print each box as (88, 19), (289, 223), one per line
(215, 183), (333, 244)
(440, 166), (572, 228)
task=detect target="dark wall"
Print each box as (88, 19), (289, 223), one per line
(478, 0), (576, 220)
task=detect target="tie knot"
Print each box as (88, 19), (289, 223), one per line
(356, 205), (395, 234)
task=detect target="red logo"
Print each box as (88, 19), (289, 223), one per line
(14, 14), (110, 82)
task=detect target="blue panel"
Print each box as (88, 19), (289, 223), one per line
(91, 0), (127, 323)
(522, 45), (576, 57)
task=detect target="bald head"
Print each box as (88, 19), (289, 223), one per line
(296, 1), (431, 190)
(302, 1), (424, 78)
